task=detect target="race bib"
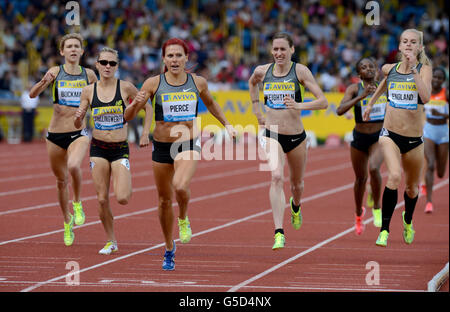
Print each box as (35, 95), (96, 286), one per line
(161, 92), (197, 122)
(263, 82), (295, 109)
(92, 106), (124, 130)
(57, 80), (87, 107)
(361, 95), (387, 121)
(388, 82), (418, 110)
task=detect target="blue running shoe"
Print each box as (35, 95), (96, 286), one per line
(162, 241), (176, 271)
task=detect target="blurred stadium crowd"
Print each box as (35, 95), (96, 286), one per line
(0, 0), (449, 101)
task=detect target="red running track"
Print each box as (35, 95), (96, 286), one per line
(0, 139), (448, 293)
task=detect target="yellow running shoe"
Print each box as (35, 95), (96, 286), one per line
(376, 230), (389, 247)
(178, 216), (192, 243)
(402, 211), (415, 244)
(73, 201), (85, 225)
(290, 197), (302, 230)
(98, 241), (118, 255)
(372, 208), (382, 227)
(64, 214), (74, 246)
(272, 232), (285, 250)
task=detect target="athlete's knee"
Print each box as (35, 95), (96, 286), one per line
(67, 160), (81, 176)
(173, 179), (190, 196)
(426, 160), (435, 172)
(158, 197), (172, 209)
(271, 171), (284, 187)
(97, 195), (109, 208)
(116, 192), (130, 205)
(354, 175), (368, 187)
(387, 170), (402, 187)
(405, 184), (419, 198)
(56, 177), (68, 190)
(290, 180), (304, 193)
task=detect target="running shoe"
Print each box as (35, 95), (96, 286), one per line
(366, 191), (374, 208)
(355, 207), (366, 235)
(290, 197), (302, 230)
(98, 241), (118, 255)
(272, 232), (285, 250)
(73, 201), (85, 225)
(178, 216), (192, 243)
(162, 241), (176, 271)
(372, 208), (382, 227)
(425, 202), (433, 214)
(376, 230), (389, 247)
(402, 211), (415, 244)
(64, 214), (74, 246)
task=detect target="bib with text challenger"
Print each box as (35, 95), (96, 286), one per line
(91, 80), (126, 131)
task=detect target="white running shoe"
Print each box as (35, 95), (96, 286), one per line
(98, 241), (118, 255)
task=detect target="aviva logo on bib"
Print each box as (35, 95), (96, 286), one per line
(163, 92), (197, 102)
(264, 82), (295, 91)
(58, 80), (87, 88)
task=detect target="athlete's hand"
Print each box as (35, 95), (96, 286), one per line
(134, 90), (148, 106)
(363, 106), (372, 121)
(41, 71), (56, 84)
(139, 133), (150, 147)
(225, 124), (238, 140)
(403, 50), (418, 70)
(362, 83), (377, 97)
(73, 108), (85, 129)
(284, 96), (300, 110)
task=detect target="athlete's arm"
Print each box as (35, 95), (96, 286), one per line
(140, 103), (153, 147)
(195, 75), (237, 138)
(74, 84), (92, 129)
(413, 64), (432, 104)
(363, 64), (393, 121)
(29, 66), (59, 98)
(337, 82), (377, 115)
(285, 64), (327, 110)
(124, 76), (156, 121)
(248, 65), (267, 125)
(86, 68), (98, 84)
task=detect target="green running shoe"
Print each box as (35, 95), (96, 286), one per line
(290, 197), (302, 230)
(64, 214), (74, 246)
(272, 232), (285, 250)
(73, 201), (85, 225)
(372, 208), (382, 228)
(376, 230), (389, 247)
(402, 211), (415, 244)
(178, 216), (192, 243)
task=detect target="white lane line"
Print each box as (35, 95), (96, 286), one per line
(19, 171), (359, 292)
(227, 179), (449, 292)
(0, 162), (351, 246)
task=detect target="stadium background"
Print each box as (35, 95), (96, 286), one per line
(0, 0), (448, 143)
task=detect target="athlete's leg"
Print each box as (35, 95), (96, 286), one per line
(90, 157), (114, 242)
(173, 151), (200, 220)
(46, 141), (71, 223)
(368, 142), (383, 210)
(67, 136), (89, 202)
(286, 139), (307, 210)
(424, 138), (436, 203)
(350, 146), (369, 216)
(153, 161), (175, 251)
(111, 158), (132, 205)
